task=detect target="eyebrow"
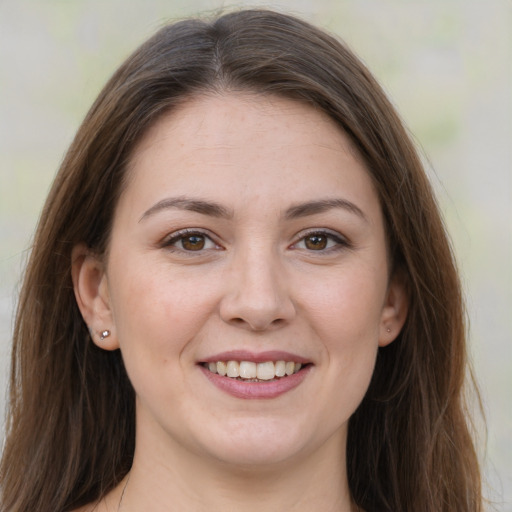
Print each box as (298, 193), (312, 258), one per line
(139, 196), (367, 223)
(139, 196), (233, 222)
(284, 198), (367, 222)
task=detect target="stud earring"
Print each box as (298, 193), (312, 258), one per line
(386, 327), (391, 333)
(100, 330), (111, 341)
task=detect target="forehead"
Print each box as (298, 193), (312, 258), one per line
(120, 92), (380, 222)
(129, 92), (363, 167)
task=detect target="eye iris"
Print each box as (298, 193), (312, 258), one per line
(182, 235), (205, 251)
(305, 234), (327, 250)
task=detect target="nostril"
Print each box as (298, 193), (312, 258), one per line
(219, 283), (296, 331)
(228, 316), (285, 331)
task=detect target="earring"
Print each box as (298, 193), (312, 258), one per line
(100, 330), (111, 341)
(386, 327), (391, 333)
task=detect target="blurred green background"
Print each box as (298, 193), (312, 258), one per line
(1, 0), (510, 508)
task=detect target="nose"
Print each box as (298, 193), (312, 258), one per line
(219, 248), (296, 331)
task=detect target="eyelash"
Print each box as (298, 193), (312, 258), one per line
(161, 229), (221, 253)
(291, 229), (351, 253)
(161, 228), (350, 254)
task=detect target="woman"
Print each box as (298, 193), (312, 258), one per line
(0, 9), (482, 512)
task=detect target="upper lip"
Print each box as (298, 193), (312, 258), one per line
(200, 350), (311, 364)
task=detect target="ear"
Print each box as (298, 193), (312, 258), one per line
(378, 271), (409, 347)
(71, 243), (119, 350)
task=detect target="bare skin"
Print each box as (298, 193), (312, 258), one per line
(72, 93), (406, 512)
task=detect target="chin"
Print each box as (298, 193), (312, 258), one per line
(194, 415), (334, 468)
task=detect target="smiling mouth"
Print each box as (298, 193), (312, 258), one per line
(202, 360), (305, 382)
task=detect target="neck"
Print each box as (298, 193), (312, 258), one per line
(115, 427), (356, 511)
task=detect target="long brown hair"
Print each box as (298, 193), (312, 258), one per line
(0, 9), (482, 511)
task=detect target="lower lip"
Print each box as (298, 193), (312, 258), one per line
(199, 365), (311, 399)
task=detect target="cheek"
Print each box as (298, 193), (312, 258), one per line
(303, 265), (387, 343)
(298, 265), (386, 405)
(107, 268), (208, 408)
(107, 259), (219, 372)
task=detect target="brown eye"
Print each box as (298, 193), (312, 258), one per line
(293, 230), (349, 253)
(181, 235), (206, 251)
(164, 230), (220, 253)
(304, 234), (328, 250)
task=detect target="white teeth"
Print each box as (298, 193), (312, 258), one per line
(239, 361), (257, 379)
(226, 361), (239, 378)
(216, 361), (227, 376)
(275, 360), (286, 377)
(206, 360), (305, 380)
(257, 361), (275, 380)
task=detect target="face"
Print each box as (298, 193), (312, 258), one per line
(75, 93), (406, 470)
